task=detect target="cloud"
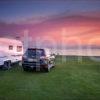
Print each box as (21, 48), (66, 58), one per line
(17, 15), (49, 24)
(0, 12), (100, 47)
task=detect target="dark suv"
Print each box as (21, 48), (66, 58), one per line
(22, 48), (55, 72)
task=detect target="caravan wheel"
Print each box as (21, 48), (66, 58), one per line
(3, 61), (11, 70)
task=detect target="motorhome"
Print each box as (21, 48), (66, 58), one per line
(0, 37), (23, 69)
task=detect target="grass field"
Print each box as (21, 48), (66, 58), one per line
(0, 56), (100, 100)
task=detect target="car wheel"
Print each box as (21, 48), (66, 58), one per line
(45, 67), (50, 72)
(22, 65), (28, 71)
(23, 68), (28, 71)
(44, 64), (51, 72)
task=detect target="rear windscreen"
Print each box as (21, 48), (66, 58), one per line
(25, 49), (45, 57)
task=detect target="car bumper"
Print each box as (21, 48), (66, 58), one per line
(22, 62), (48, 69)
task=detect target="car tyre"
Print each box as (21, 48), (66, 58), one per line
(44, 64), (51, 72)
(23, 68), (28, 71)
(45, 68), (50, 72)
(22, 65), (28, 71)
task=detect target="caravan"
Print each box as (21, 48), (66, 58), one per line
(0, 37), (23, 69)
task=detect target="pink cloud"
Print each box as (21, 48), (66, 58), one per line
(0, 12), (100, 47)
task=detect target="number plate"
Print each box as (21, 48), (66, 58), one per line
(28, 58), (37, 62)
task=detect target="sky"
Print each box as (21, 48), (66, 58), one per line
(0, 0), (100, 49)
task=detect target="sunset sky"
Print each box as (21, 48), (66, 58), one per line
(0, 0), (100, 49)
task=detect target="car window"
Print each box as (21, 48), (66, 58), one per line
(25, 49), (45, 57)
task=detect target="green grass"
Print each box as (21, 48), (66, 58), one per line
(0, 56), (100, 100)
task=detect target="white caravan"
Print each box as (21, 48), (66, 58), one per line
(0, 37), (23, 69)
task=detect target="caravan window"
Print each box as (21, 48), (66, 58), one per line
(17, 46), (22, 52)
(9, 45), (13, 50)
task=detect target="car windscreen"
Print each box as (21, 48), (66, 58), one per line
(25, 49), (45, 58)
